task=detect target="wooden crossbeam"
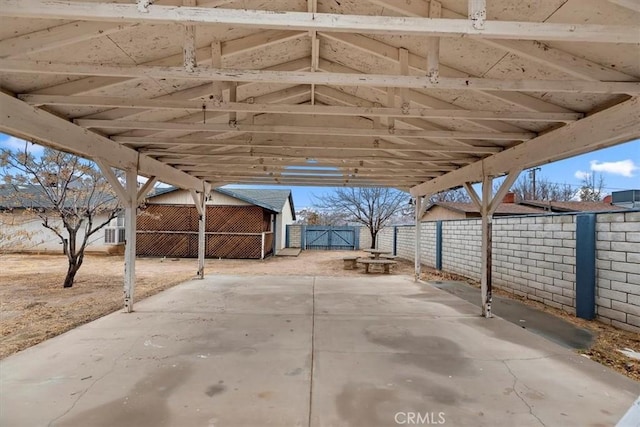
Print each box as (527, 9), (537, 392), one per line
(0, 1), (636, 43)
(3, 60), (638, 94)
(78, 119), (535, 140)
(20, 95), (582, 122)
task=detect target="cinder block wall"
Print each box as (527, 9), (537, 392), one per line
(287, 225), (302, 248)
(377, 211), (640, 333)
(595, 211), (640, 331)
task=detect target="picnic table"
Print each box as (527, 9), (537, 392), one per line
(362, 248), (391, 259)
(357, 258), (397, 274)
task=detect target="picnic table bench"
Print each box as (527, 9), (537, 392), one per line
(357, 258), (397, 274)
(343, 256), (360, 270)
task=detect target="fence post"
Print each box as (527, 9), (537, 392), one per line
(576, 214), (596, 320)
(436, 221), (443, 270)
(261, 232), (265, 260)
(393, 226), (398, 256)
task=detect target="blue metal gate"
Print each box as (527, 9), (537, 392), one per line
(302, 226), (358, 250)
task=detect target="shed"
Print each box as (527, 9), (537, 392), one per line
(135, 187), (295, 259)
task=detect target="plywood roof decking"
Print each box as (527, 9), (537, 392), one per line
(0, 0), (639, 193)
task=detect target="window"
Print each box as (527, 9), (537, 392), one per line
(105, 213), (126, 245)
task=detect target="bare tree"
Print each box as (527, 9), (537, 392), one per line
(509, 172), (574, 201)
(429, 188), (471, 203)
(579, 172), (606, 202)
(1, 145), (121, 288)
(295, 207), (348, 226)
(313, 187), (408, 248)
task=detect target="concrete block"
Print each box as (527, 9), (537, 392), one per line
(611, 261), (640, 275)
(562, 239), (576, 248)
(552, 294), (573, 306)
(627, 252), (640, 263)
(596, 296), (612, 308)
(596, 241), (611, 251)
(597, 232), (626, 242)
(598, 269), (627, 282)
(543, 238), (563, 248)
(596, 315), (612, 325)
(543, 284), (563, 294)
(611, 281), (639, 294)
(599, 288), (627, 302)
(528, 294), (543, 303)
(562, 288), (575, 298)
(544, 269), (563, 280)
(597, 307), (626, 322)
(628, 314), (640, 328)
(535, 274), (554, 285)
(596, 250), (626, 262)
(611, 222), (640, 232)
(536, 290), (553, 300)
(554, 278), (574, 289)
(598, 213), (625, 222)
(553, 247), (573, 256)
(627, 273), (640, 285)
(543, 299), (563, 310)
(563, 256), (576, 265)
(596, 259), (611, 270)
(536, 260), (554, 269)
(544, 254), (563, 263)
(612, 301), (640, 317)
(596, 222), (610, 232)
(561, 223), (575, 232)
(629, 294), (640, 306)
(553, 263), (574, 273)
(627, 232), (640, 243)
(625, 212), (640, 221)
(562, 272), (576, 282)
(611, 242), (639, 252)
(597, 278), (611, 289)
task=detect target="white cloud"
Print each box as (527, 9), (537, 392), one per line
(574, 170), (591, 180)
(590, 159), (638, 178)
(1, 136), (44, 155)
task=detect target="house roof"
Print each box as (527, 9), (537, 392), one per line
(147, 186), (295, 219)
(518, 200), (627, 212)
(428, 202), (544, 216)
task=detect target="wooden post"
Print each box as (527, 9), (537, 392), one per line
(190, 188), (207, 279)
(261, 232), (266, 259)
(123, 168), (138, 313)
(480, 175), (493, 318)
(414, 196), (422, 281)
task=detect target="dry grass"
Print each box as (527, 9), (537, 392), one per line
(420, 267), (640, 381)
(0, 250), (413, 359)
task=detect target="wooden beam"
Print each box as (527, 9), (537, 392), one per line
(4, 60), (639, 94)
(124, 136), (503, 153)
(426, 1), (441, 83)
(137, 176), (157, 203)
(410, 96), (640, 196)
(1, 1), (636, 43)
(468, 0), (486, 30)
(369, 0), (637, 82)
(20, 95), (583, 122)
(488, 169), (520, 215)
(0, 92), (205, 190)
(95, 159), (129, 204)
(607, 0), (640, 13)
(77, 119), (535, 140)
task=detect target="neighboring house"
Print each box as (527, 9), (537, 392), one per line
(1, 185), (295, 258)
(0, 185), (117, 253)
(420, 192), (629, 222)
(137, 187), (295, 259)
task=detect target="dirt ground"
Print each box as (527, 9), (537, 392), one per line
(1, 251), (638, 382)
(0, 251), (420, 359)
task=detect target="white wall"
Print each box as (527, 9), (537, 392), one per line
(1, 211), (115, 253)
(276, 197), (295, 252)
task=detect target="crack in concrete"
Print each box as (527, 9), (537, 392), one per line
(47, 336), (141, 427)
(503, 360), (547, 427)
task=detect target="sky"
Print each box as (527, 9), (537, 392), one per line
(1, 133), (638, 209)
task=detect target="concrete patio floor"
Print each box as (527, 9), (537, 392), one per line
(1, 274), (638, 427)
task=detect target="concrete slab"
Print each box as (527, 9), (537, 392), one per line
(431, 280), (595, 350)
(1, 275), (638, 427)
(277, 248), (302, 257)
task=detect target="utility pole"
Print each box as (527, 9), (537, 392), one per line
(529, 167), (541, 200)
